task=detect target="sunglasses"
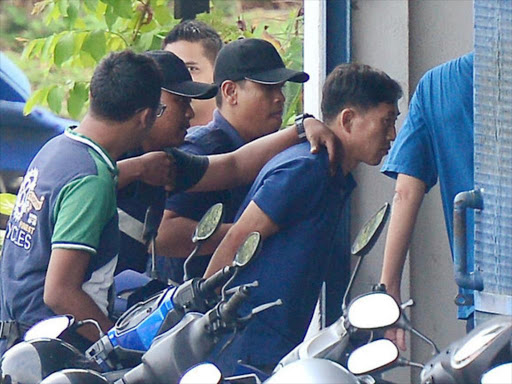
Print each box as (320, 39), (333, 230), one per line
(156, 102), (167, 118)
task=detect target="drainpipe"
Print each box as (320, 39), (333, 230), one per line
(453, 189), (484, 298)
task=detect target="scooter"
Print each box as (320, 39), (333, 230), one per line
(86, 203), (233, 370)
(346, 306), (512, 384)
(178, 289), (404, 384)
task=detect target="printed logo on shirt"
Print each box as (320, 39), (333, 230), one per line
(6, 168), (44, 250)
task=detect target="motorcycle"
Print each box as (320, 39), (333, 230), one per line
(175, 203), (401, 384)
(0, 230), (266, 384)
(346, 305), (512, 384)
(177, 289), (404, 384)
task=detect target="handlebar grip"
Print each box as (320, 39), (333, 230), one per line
(200, 267), (233, 295)
(218, 286), (250, 322)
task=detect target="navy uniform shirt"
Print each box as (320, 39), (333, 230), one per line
(213, 142), (356, 372)
(163, 110), (251, 281)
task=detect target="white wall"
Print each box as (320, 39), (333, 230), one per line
(349, 0), (473, 382)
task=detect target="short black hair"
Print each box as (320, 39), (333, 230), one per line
(162, 20), (222, 64)
(89, 50), (162, 122)
(321, 63), (402, 123)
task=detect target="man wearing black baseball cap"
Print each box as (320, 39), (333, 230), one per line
(115, 48), (335, 277)
(115, 50), (218, 274)
(156, 38), (314, 283)
(214, 38), (309, 85)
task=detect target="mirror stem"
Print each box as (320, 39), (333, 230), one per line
(183, 245), (199, 281)
(342, 256), (363, 313)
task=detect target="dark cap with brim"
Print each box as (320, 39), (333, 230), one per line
(145, 50), (218, 99)
(214, 38), (309, 85)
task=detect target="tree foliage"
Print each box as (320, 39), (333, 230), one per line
(21, 0), (304, 123)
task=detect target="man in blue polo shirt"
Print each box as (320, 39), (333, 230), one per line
(157, 39), (310, 283)
(204, 63), (403, 373)
(380, 52), (474, 350)
(0, 50), (163, 355)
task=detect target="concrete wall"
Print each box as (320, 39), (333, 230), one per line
(349, 0), (473, 382)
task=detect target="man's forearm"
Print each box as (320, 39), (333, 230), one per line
(117, 157), (143, 189)
(190, 126), (299, 192)
(156, 211), (231, 258)
(380, 174), (426, 296)
(45, 286), (113, 341)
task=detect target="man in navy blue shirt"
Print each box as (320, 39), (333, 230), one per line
(380, 53), (474, 349)
(204, 63), (403, 373)
(157, 39), (310, 283)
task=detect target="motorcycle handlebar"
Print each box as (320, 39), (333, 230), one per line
(199, 266), (233, 295)
(218, 285), (250, 323)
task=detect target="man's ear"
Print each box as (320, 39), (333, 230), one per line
(139, 107), (156, 130)
(338, 108), (355, 134)
(221, 80), (238, 105)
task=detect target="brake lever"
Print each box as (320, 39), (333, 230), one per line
(224, 281), (260, 296)
(401, 298), (414, 310)
(239, 298), (283, 323)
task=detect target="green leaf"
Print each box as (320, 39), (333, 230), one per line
(112, 0), (133, 19)
(105, 5), (118, 29)
(66, 2), (79, 24)
(47, 86), (65, 114)
(0, 193), (17, 216)
(54, 33), (75, 66)
(74, 17), (87, 29)
(154, 5), (173, 25)
(137, 31), (154, 51)
(58, 0), (69, 14)
(24, 88), (49, 115)
(106, 35), (127, 51)
(22, 40), (38, 60)
(84, 0), (98, 12)
(79, 50), (97, 67)
(68, 82), (88, 118)
(82, 30), (106, 62)
(45, 3), (61, 25)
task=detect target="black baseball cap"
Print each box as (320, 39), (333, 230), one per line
(214, 38), (309, 85)
(144, 50), (218, 99)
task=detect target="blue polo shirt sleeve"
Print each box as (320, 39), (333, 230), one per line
(251, 154), (329, 229)
(381, 80), (438, 192)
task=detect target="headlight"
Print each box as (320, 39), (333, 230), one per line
(451, 322), (510, 369)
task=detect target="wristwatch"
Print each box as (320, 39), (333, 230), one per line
(295, 113), (315, 140)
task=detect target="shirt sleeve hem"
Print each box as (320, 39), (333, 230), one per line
(52, 243), (97, 255)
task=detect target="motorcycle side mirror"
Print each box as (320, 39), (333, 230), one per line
(24, 314), (75, 341)
(233, 232), (262, 268)
(342, 203), (390, 312)
(351, 202), (390, 257)
(192, 203), (224, 244)
(481, 363), (512, 384)
(221, 232), (262, 300)
(180, 362), (223, 384)
(347, 292), (400, 329)
(184, 203), (224, 281)
(347, 338), (399, 375)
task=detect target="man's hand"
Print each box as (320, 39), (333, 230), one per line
(384, 288), (407, 351)
(303, 118), (341, 175)
(138, 151), (176, 188)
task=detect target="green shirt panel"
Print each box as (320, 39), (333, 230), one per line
(52, 151), (117, 253)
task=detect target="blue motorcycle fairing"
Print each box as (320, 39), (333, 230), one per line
(108, 285), (178, 352)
